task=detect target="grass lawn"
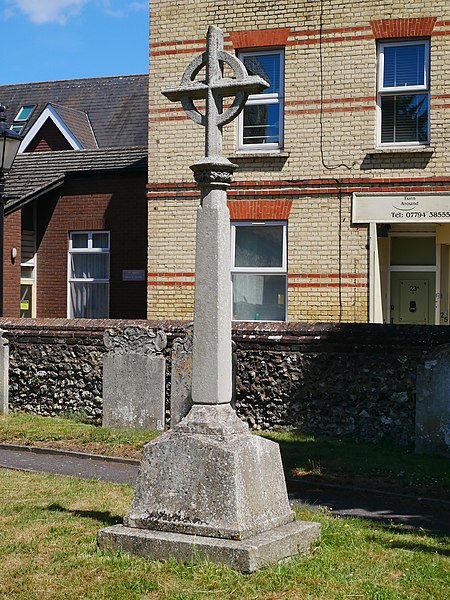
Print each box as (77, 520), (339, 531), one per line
(0, 412), (154, 459)
(0, 468), (448, 599)
(1, 413), (449, 498)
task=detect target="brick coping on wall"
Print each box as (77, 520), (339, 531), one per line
(0, 318), (182, 338)
(2, 318), (450, 354)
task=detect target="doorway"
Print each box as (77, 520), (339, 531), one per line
(389, 235), (436, 325)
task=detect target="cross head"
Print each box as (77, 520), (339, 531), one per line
(162, 25), (269, 159)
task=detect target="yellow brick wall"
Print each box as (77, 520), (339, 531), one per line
(287, 194), (369, 322)
(147, 195), (197, 319)
(147, 0), (450, 321)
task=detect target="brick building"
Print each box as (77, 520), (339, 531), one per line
(2, 75), (148, 319)
(148, 0), (450, 325)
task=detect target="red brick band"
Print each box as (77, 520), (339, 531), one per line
(228, 200), (292, 220)
(229, 27), (291, 49)
(147, 270), (367, 290)
(151, 20), (448, 59)
(147, 272), (194, 278)
(289, 273), (365, 279)
(288, 282), (368, 288)
(147, 179), (450, 202)
(370, 17), (437, 39)
(147, 281), (195, 287)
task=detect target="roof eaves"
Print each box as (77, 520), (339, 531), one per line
(5, 175), (66, 215)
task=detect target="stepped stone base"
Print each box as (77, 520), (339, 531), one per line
(98, 404), (321, 571)
(124, 405), (296, 541)
(98, 520), (320, 573)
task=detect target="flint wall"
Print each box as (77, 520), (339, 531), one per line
(2, 318), (449, 445)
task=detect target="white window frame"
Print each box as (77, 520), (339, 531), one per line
(14, 105), (36, 122)
(20, 228), (37, 318)
(237, 49), (284, 152)
(376, 39), (430, 147)
(12, 105), (36, 134)
(231, 220), (288, 321)
(67, 231), (110, 319)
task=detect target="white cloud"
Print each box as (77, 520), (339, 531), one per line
(7, 0), (87, 24)
(129, 2), (147, 10)
(100, 1), (147, 18)
(100, 0), (123, 18)
(5, 0), (148, 24)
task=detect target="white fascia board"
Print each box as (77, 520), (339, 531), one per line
(19, 104), (83, 153)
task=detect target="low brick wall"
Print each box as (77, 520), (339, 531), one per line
(2, 318), (450, 445)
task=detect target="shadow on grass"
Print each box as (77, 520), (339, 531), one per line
(389, 540), (450, 556)
(47, 503), (122, 526)
(262, 431), (450, 493)
(362, 519), (450, 556)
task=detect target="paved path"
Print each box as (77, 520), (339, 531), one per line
(0, 445), (137, 484)
(1, 444), (449, 535)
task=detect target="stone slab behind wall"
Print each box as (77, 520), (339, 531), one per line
(415, 345), (450, 458)
(170, 326), (193, 427)
(102, 326), (167, 431)
(103, 354), (165, 430)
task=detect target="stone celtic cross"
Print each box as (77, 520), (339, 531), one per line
(98, 25), (320, 571)
(162, 26), (269, 412)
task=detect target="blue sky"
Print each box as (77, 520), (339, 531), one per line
(1, 1), (149, 85)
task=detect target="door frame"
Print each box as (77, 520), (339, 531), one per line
(388, 233), (438, 325)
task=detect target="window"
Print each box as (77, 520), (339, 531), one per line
(68, 231), (110, 318)
(11, 104), (36, 134)
(15, 105), (36, 121)
(377, 40), (430, 145)
(237, 50), (284, 150)
(20, 230), (36, 318)
(231, 221), (287, 321)
(20, 204), (37, 318)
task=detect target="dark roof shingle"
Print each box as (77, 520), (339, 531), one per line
(4, 146), (148, 213)
(47, 103), (98, 149)
(0, 74), (148, 148)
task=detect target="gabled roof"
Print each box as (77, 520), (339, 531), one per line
(20, 103), (98, 151)
(4, 146), (148, 214)
(0, 74), (148, 149)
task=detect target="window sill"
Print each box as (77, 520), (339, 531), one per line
(230, 151), (290, 159)
(366, 146), (435, 155)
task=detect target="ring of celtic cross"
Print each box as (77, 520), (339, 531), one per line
(178, 50), (251, 127)
(162, 24), (268, 133)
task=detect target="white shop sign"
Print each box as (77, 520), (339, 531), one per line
(352, 193), (450, 224)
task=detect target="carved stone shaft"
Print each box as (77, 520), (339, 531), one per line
(191, 176), (235, 406)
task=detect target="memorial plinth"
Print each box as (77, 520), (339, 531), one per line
(98, 25), (320, 571)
